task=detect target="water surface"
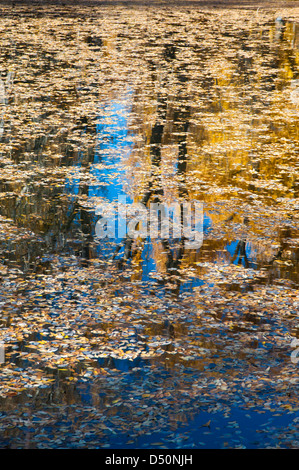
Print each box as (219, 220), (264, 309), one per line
(0, 4), (298, 449)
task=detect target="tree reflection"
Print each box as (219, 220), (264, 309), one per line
(0, 11), (297, 285)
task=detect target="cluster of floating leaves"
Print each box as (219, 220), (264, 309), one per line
(0, 254), (298, 447)
(0, 3), (298, 448)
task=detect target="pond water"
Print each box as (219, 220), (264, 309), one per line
(0, 4), (298, 449)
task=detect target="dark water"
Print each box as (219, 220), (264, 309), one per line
(0, 5), (298, 448)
